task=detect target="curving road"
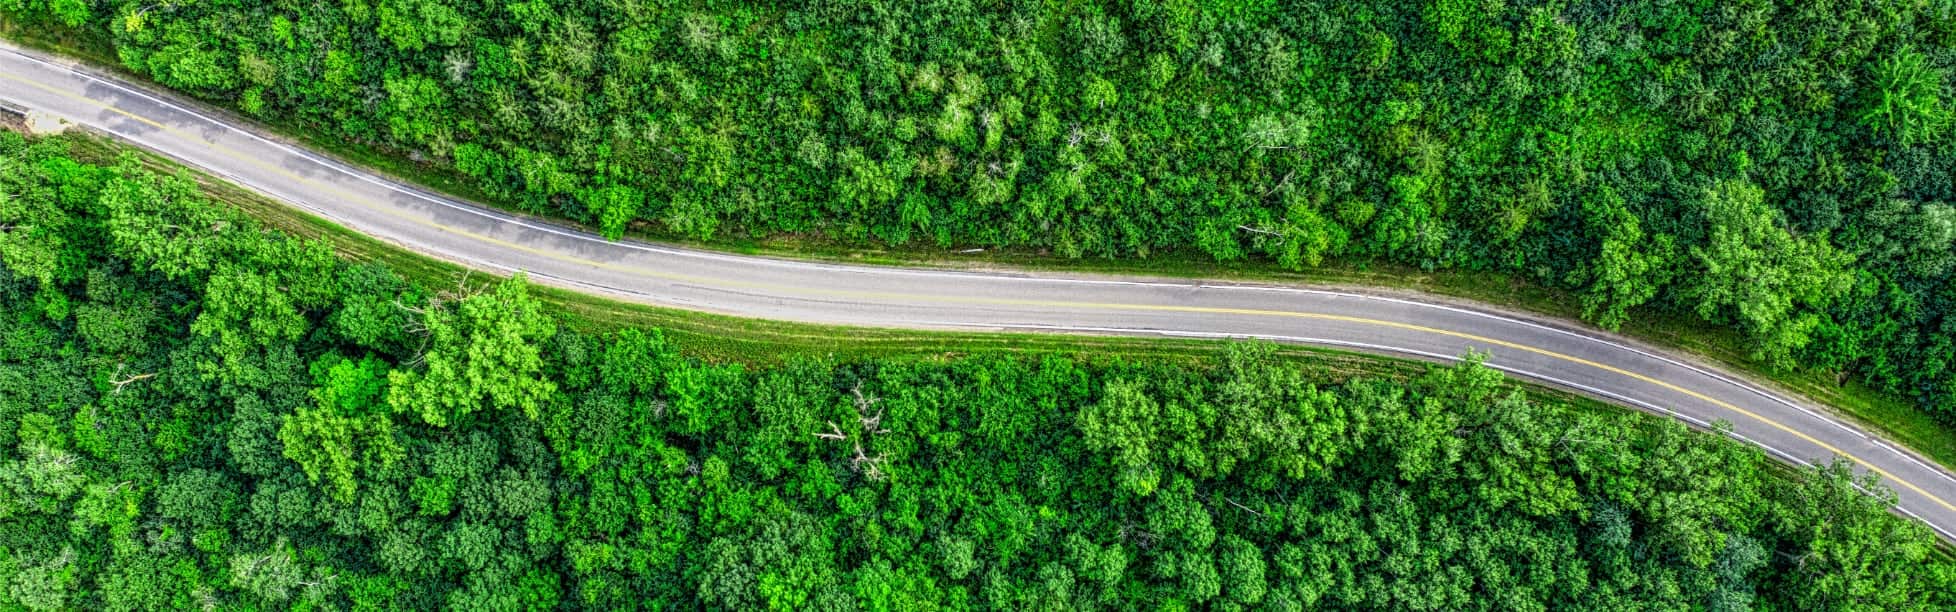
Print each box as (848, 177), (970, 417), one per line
(7, 42), (1956, 539)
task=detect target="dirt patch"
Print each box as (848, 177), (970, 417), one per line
(23, 110), (68, 134)
(0, 104), (69, 135)
(0, 102), (24, 133)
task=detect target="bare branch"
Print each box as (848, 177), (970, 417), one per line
(1236, 224), (1283, 237)
(391, 298), (429, 316)
(1224, 496), (1267, 518)
(852, 384), (892, 434)
(851, 383), (880, 410)
(851, 440), (888, 481)
(812, 421), (848, 441)
(111, 370), (157, 395)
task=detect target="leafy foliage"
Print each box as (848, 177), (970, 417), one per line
(1864, 47), (1953, 147)
(386, 272), (557, 427)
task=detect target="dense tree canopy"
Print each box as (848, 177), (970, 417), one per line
(4, 0), (1951, 416)
(4, 134), (1954, 609)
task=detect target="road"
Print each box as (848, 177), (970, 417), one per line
(7, 42), (1956, 539)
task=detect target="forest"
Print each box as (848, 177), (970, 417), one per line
(5, 134), (1955, 608)
(4, 0), (1952, 419)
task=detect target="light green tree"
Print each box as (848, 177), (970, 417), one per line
(282, 354), (404, 502)
(389, 274), (558, 427)
(1861, 47), (1951, 146)
(1686, 180), (1851, 369)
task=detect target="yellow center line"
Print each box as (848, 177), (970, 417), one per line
(2, 72), (167, 129)
(12, 69), (1953, 513)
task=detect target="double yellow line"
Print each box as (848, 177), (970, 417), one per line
(7, 67), (1954, 516)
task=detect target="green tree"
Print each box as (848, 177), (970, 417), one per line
(282, 354), (405, 502)
(1219, 535), (1268, 606)
(1774, 460), (1950, 609)
(0, 143), (101, 315)
(374, 0), (469, 52)
(1212, 343), (1355, 485)
(1861, 47), (1951, 146)
(1568, 186), (1674, 330)
(1077, 378), (1164, 496)
(228, 539), (305, 604)
(1685, 180), (1851, 368)
(389, 275), (559, 427)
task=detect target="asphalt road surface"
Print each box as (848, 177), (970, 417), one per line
(7, 42), (1956, 540)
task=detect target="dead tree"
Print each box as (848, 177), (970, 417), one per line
(809, 382), (895, 480)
